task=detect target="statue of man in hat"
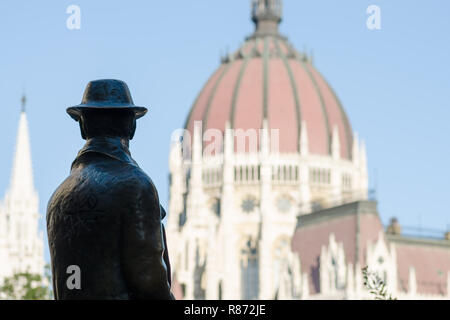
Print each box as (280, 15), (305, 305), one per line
(47, 79), (174, 300)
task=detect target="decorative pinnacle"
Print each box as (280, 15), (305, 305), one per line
(251, 0), (283, 36)
(21, 94), (27, 113)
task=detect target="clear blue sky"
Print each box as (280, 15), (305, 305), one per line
(0, 1), (449, 262)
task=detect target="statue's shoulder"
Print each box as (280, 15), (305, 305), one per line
(72, 152), (150, 188)
(99, 161), (158, 199)
(128, 166), (159, 197)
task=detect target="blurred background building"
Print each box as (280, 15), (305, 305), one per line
(0, 0), (448, 301)
(0, 97), (45, 288)
(166, 0), (450, 300)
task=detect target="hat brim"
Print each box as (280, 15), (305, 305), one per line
(67, 104), (148, 121)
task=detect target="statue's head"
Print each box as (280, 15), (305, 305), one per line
(67, 79), (148, 140)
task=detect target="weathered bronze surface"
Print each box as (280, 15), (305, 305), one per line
(47, 79), (174, 300)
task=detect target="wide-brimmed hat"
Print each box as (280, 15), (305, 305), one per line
(67, 79), (148, 121)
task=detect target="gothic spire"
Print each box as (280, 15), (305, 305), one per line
(251, 0), (283, 37)
(8, 98), (35, 198)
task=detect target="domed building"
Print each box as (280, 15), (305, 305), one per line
(167, 0), (450, 300)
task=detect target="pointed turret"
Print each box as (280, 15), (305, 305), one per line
(259, 118), (270, 157)
(224, 121), (234, 161)
(409, 267), (417, 296)
(192, 121), (203, 165)
(167, 140), (184, 231)
(223, 121), (234, 185)
(360, 139), (367, 171)
(169, 140), (183, 173)
(186, 121), (207, 222)
(359, 139), (369, 199)
(299, 121), (309, 156)
(331, 125), (340, 160)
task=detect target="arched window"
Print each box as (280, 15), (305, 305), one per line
(241, 239), (259, 300)
(211, 198), (221, 217)
(218, 281), (223, 300)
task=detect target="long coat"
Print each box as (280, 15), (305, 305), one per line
(47, 137), (174, 300)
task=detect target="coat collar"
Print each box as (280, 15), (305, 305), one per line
(72, 137), (138, 169)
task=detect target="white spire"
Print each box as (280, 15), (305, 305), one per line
(2, 100), (44, 278)
(8, 109), (36, 198)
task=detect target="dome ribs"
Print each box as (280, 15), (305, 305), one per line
(204, 60), (244, 153)
(297, 59), (332, 156)
(201, 62), (234, 135)
(266, 37), (298, 152)
(289, 60), (329, 157)
(233, 58), (264, 152)
(315, 69), (354, 160)
(274, 37), (302, 152)
(262, 37), (270, 122)
(307, 65), (351, 159)
(230, 40), (258, 128)
(185, 65), (227, 133)
(185, 37), (354, 158)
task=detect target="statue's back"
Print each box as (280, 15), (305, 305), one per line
(47, 152), (154, 300)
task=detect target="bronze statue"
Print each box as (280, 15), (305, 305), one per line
(47, 79), (174, 300)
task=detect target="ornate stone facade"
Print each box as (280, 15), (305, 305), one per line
(167, 120), (368, 299)
(166, 0), (450, 300)
(292, 201), (450, 300)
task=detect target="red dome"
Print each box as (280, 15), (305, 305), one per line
(185, 8), (353, 159)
